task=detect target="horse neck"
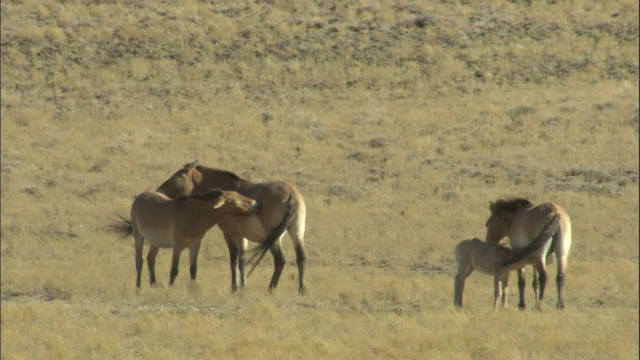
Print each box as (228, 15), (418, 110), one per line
(500, 249), (535, 273)
(500, 210), (522, 233)
(177, 200), (221, 231)
(195, 167), (250, 192)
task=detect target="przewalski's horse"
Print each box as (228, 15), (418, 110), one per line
(454, 213), (560, 310)
(484, 198), (572, 309)
(156, 160), (307, 295)
(110, 188), (261, 289)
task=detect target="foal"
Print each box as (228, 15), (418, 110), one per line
(454, 213), (560, 309)
(111, 188), (260, 289)
(454, 238), (514, 310)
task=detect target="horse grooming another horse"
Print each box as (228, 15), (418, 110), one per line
(110, 188), (260, 289)
(484, 198), (572, 309)
(454, 213), (560, 310)
(156, 160), (307, 295)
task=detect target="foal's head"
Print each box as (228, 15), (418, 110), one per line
(484, 198), (534, 244)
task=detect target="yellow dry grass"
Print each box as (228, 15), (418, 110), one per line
(1, 0), (638, 359)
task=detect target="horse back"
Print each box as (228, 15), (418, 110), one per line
(510, 202), (570, 254)
(218, 181), (304, 241)
(456, 238), (505, 275)
(130, 191), (176, 247)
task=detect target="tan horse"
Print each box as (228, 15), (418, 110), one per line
(485, 198), (572, 309)
(110, 188), (260, 289)
(156, 160), (307, 295)
(454, 213), (560, 309)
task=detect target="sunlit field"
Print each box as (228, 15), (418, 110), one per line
(2, 1), (638, 359)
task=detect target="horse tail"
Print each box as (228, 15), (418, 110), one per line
(107, 214), (133, 238)
(246, 195), (298, 277)
(500, 213), (561, 272)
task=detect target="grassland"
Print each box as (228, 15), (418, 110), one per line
(1, 0), (639, 359)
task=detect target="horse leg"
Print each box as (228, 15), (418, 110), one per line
(493, 275), (503, 311)
(147, 245), (159, 287)
(454, 274), (465, 308)
(169, 246), (182, 286)
(532, 267), (540, 303)
(189, 239), (202, 281)
(134, 232), (144, 289)
(556, 253), (569, 309)
(535, 263), (548, 308)
(500, 272), (509, 309)
(268, 239), (286, 293)
(226, 242), (240, 292)
(454, 266), (472, 308)
(517, 267), (526, 310)
(239, 238), (248, 288)
(288, 220), (307, 295)
(224, 233), (245, 292)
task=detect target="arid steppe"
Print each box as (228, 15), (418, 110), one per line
(1, 1), (638, 359)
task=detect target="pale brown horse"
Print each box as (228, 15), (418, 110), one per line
(454, 213), (560, 310)
(485, 198), (572, 309)
(156, 160), (307, 295)
(110, 188), (260, 289)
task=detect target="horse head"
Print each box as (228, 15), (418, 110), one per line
(217, 190), (261, 215)
(156, 160), (199, 198)
(485, 198), (533, 244)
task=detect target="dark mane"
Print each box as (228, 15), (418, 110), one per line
(491, 198), (534, 214)
(177, 188), (223, 202)
(195, 165), (243, 182)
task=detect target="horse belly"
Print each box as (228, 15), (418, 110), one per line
(472, 260), (497, 276)
(138, 225), (174, 248)
(233, 216), (271, 243)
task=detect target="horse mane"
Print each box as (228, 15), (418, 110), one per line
(491, 198), (534, 214)
(176, 188), (224, 202)
(181, 160), (246, 183)
(196, 165), (244, 182)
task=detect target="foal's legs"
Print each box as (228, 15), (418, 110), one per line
(499, 272), (509, 309)
(454, 266), (473, 308)
(493, 275), (503, 311)
(147, 245), (160, 287)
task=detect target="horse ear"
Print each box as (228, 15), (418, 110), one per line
(184, 160), (198, 171)
(212, 197), (225, 209)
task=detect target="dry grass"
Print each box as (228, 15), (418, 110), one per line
(2, 0), (639, 359)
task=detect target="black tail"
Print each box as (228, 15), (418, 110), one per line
(107, 214), (133, 238)
(500, 213), (561, 271)
(245, 196), (298, 277)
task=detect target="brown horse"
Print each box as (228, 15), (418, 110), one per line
(156, 160), (307, 295)
(485, 198), (572, 309)
(110, 188), (261, 289)
(454, 214), (560, 309)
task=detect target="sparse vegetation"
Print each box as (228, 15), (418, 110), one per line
(2, 0), (638, 359)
